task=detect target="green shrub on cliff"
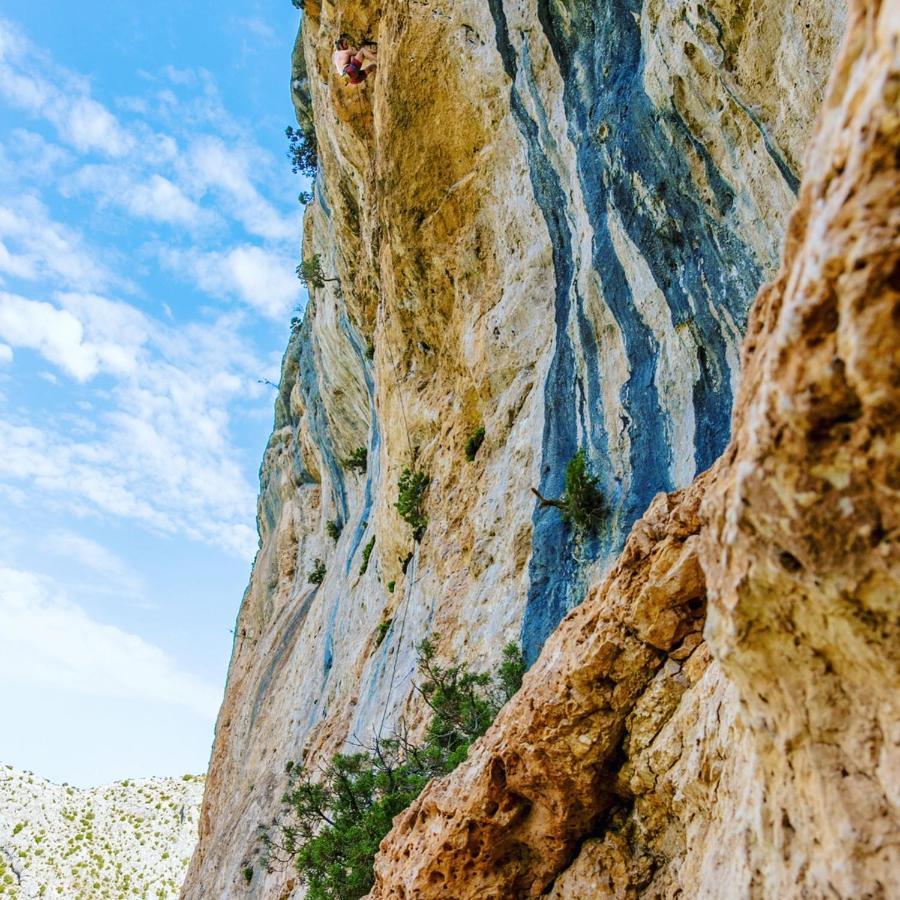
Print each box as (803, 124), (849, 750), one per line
(359, 536), (375, 576)
(296, 254), (334, 290)
(396, 468), (429, 541)
(374, 619), (392, 647)
(262, 640), (525, 900)
(308, 559), (326, 585)
(343, 447), (367, 475)
(326, 519), (342, 541)
(286, 124), (316, 177)
(560, 450), (605, 532)
(464, 425), (485, 462)
(532, 449), (605, 536)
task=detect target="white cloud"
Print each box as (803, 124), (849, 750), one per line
(0, 342), (11, 363)
(69, 166), (210, 228)
(130, 174), (205, 225)
(0, 292), (97, 380)
(181, 137), (296, 241)
(0, 196), (123, 291)
(161, 244), (300, 319)
(0, 18), (133, 157)
(0, 129), (72, 183)
(0, 566), (219, 718)
(0, 291), (261, 558)
(233, 17), (278, 46)
(0, 291), (147, 380)
(48, 532), (145, 599)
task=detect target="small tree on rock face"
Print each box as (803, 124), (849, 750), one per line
(296, 254), (339, 290)
(531, 449), (605, 536)
(559, 450), (605, 531)
(396, 468), (429, 541)
(308, 559), (327, 585)
(464, 425), (485, 462)
(260, 639), (526, 900)
(343, 447), (367, 475)
(286, 124), (317, 177)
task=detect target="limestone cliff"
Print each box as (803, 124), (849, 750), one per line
(180, 0), (899, 897)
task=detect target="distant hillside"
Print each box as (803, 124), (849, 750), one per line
(0, 765), (203, 899)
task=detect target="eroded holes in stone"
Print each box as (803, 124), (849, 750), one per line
(869, 521), (886, 547)
(489, 757), (507, 791)
(485, 800), (499, 817)
(779, 550), (803, 573)
(442, 842), (453, 853)
(888, 260), (900, 292)
(429, 871), (445, 884)
(502, 794), (531, 818)
(687, 594), (705, 613)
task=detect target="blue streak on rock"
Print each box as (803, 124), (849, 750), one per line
(339, 311), (382, 577)
(488, 0), (577, 664)
(296, 314), (348, 522)
(490, 0), (765, 662)
(489, 0), (674, 665)
(249, 584), (319, 730)
(537, 0), (761, 475)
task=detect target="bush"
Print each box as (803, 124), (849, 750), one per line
(560, 450), (605, 532)
(263, 639), (525, 900)
(326, 519), (342, 541)
(532, 449), (605, 536)
(296, 254), (336, 290)
(464, 425), (485, 462)
(309, 559), (327, 585)
(343, 447), (367, 475)
(298, 190), (313, 205)
(374, 619), (392, 647)
(387, 580), (395, 594)
(286, 124), (317, 177)
(242, 866), (253, 884)
(396, 468), (429, 541)
(359, 537), (376, 576)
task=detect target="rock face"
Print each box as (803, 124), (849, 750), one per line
(180, 0), (896, 897)
(0, 765), (203, 899)
(370, 1), (899, 895)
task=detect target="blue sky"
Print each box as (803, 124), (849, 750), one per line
(0, 1), (309, 786)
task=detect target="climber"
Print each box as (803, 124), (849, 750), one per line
(333, 36), (377, 85)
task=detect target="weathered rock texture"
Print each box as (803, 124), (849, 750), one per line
(179, 0), (897, 897)
(370, 1), (900, 895)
